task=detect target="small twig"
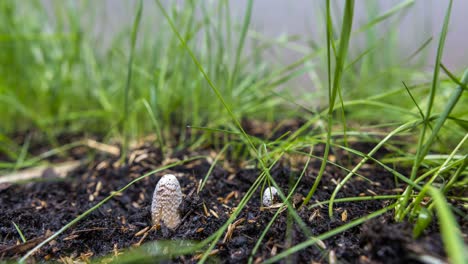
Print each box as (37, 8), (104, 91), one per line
(0, 161), (81, 184)
(0, 235), (49, 256)
(83, 139), (120, 156)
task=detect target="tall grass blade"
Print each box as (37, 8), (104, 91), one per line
(228, 0), (253, 94)
(353, 0), (414, 34)
(142, 99), (165, 156)
(302, 0), (355, 209)
(396, 0), (454, 220)
(427, 187), (467, 264)
(121, 0), (143, 163)
(440, 63), (468, 90)
(402, 81), (425, 119)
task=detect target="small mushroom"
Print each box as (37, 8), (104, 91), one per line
(151, 174), (183, 229)
(262, 186), (279, 207)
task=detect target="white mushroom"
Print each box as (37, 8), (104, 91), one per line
(262, 186), (279, 207)
(151, 174), (183, 229)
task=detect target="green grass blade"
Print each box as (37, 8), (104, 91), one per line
(264, 204), (397, 264)
(353, 0), (414, 35)
(12, 222), (27, 243)
(419, 69), (468, 168)
(228, 0), (253, 94)
(424, 0), (452, 120)
(405, 36), (432, 61)
(442, 156), (467, 194)
(407, 7), (456, 167)
(329, 120), (423, 217)
(402, 81), (425, 119)
(13, 134), (31, 172)
(396, 0), (458, 220)
(302, 0), (355, 209)
(440, 63), (468, 91)
(121, 0), (143, 163)
(428, 187), (467, 264)
(142, 99), (165, 155)
(198, 144), (229, 193)
(248, 148), (315, 263)
(423, 133), (467, 186)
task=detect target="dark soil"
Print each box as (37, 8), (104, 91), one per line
(0, 124), (464, 263)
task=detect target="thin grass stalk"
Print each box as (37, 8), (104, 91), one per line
(197, 161), (277, 263)
(302, 0), (355, 209)
(328, 120), (427, 217)
(248, 148), (315, 264)
(395, 0), (453, 220)
(397, 68), (468, 220)
(0, 141), (84, 170)
(141, 99), (165, 156)
(441, 63), (468, 90)
(12, 222), (27, 243)
(121, 0), (143, 163)
(427, 187), (467, 263)
(352, 0), (414, 35)
(198, 144), (229, 193)
(227, 0), (253, 95)
(151, 6), (310, 254)
(263, 204), (397, 264)
(442, 156), (467, 194)
(336, 143), (423, 191)
(13, 134), (31, 171)
(424, 133), (467, 186)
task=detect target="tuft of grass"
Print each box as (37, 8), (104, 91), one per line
(302, 0), (355, 209)
(0, 0), (288, 157)
(395, 0), (454, 221)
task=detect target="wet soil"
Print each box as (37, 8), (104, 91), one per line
(0, 123), (465, 263)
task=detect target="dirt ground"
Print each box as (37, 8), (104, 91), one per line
(0, 123), (465, 263)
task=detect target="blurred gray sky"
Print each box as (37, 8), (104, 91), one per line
(42, 0), (468, 70)
(44, 0), (467, 70)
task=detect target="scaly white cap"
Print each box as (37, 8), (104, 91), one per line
(151, 174), (183, 229)
(263, 186), (279, 207)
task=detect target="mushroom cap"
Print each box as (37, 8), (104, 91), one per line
(262, 186), (279, 207)
(156, 174), (180, 192)
(151, 174), (183, 229)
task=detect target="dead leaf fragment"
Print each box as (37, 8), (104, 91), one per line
(341, 210), (348, 222)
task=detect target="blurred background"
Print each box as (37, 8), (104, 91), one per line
(1, 0), (466, 155)
(42, 0), (468, 70)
